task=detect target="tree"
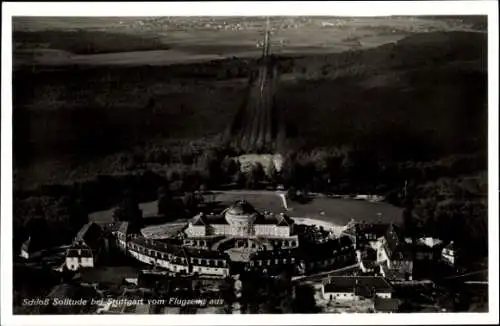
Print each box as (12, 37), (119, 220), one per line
(234, 171), (246, 188)
(292, 284), (321, 313)
(221, 157), (240, 182)
(183, 192), (200, 213)
(267, 161), (279, 186)
(113, 190), (143, 226)
(245, 163), (265, 189)
(157, 185), (172, 216)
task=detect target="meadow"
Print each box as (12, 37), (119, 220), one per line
(89, 190), (402, 226)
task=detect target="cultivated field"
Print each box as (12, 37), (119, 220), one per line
(13, 16), (484, 67)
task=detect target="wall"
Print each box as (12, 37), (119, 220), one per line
(254, 224), (276, 236)
(291, 217), (343, 235)
(375, 292), (392, 299)
(210, 224), (232, 236)
(324, 291), (357, 301)
(192, 265), (229, 277)
(66, 257), (79, 271)
(186, 224), (206, 237)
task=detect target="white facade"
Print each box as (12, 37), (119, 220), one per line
(226, 211), (257, 236)
(185, 201), (293, 239)
(128, 248), (190, 274)
(20, 249), (42, 260)
(187, 222), (292, 239)
(442, 248), (455, 265)
(323, 291), (357, 301)
(187, 224), (206, 237)
(192, 265), (230, 277)
(211, 224), (232, 235)
(376, 246), (391, 267)
(375, 292), (392, 299)
(323, 289), (392, 301)
(65, 255), (94, 271)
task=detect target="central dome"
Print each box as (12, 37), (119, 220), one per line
(226, 200), (257, 217)
(225, 201), (259, 235)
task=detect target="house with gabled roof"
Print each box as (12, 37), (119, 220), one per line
(376, 224), (413, 280)
(65, 222), (103, 271)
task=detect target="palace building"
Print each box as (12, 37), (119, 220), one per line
(185, 200), (299, 250)
(112, 199), (359, 278)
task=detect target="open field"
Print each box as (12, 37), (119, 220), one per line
(89, 190), (402, 226)
(13, 16), (484, 67)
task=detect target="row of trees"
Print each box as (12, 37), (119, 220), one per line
(13, 195), (89, 254)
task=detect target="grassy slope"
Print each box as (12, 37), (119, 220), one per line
(13, 31), (487, 188)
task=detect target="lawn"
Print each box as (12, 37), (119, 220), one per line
(89, 190), (402, 226)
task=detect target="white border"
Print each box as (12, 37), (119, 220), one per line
(1, 1), (498, 326)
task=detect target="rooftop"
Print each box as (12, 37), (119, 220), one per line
(226, 200), (258, 217)
(74, 222), (102, 250)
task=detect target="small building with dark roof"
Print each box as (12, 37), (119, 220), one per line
(322, 276), (394, 301)
(365, 224), (414, 280)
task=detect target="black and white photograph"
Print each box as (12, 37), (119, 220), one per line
(1, 1), (498, 325)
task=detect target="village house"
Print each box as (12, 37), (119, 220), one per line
(357, 247), (378, 274)
(322, 276), (394, 302)
(367, 224), (414, 280)
(19, 236), (46, 259)
(441, 241), (459, 267)
(65, 222), (103, 271)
